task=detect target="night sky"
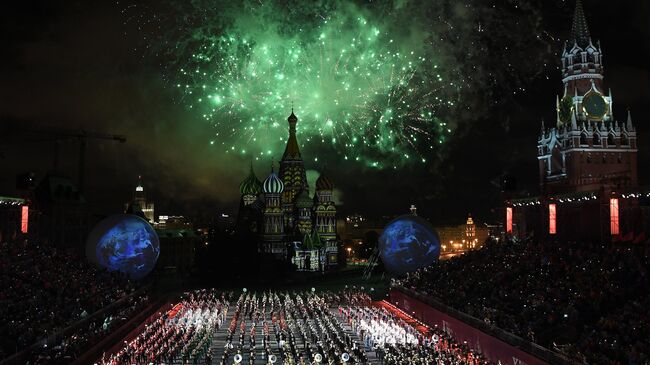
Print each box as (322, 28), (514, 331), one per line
(1, 0), (648, 225)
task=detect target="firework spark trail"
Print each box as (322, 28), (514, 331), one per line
(123, 0), (554, 169)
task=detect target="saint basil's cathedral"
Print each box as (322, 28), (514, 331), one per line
(236, 111), (339, 271)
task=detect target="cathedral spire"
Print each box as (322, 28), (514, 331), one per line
(271, 158), (274, 172)
(282, 110), (302, 160)
(279, 109), (308, 232)
(570, 0), (591, 48)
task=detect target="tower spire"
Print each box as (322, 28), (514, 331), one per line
(283, 109), (301, 160)
(570, 0), (591, 48)
(571, 109), (578, 130)
(136, 175), (144, 192)
(626, 109), (633, 131)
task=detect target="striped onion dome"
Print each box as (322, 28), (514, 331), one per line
(263, 169), (284, 194)
(239, 165), (262, 196)
(316, 172), (334, 191)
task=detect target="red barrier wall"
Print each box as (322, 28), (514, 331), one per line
(390, 290), (549, 365)
(103, 302), (175, 357)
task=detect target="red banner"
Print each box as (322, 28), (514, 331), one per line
(21, 206), (28, 233)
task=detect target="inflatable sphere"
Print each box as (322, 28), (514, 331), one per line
(379, 215), (440, 275)
(86, 214), (160, 279)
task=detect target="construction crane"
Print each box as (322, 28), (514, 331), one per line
(1, 123), (127, 193)
(53, 129), (127, 193)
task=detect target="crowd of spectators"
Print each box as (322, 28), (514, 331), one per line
(0, 239), (142, 361)
(30, 292), (150, 365)
(397, 238), (650, 364)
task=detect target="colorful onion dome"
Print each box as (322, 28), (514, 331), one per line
(315, 172), (334, 191)
(263, 168), (284, 194)
(295, 189), (313, 208)
(239, 165), (262, 196)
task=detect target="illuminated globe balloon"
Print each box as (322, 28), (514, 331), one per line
(86, 214), (160, 279)
(379, 215), (440, 275)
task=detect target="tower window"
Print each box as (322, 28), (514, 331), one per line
(551, 147), (563, 174)
(593, 133), (601, 146)
(621, 134), (629, 146)
(580, 133), (588, 145)
(607, 134), (615, 146)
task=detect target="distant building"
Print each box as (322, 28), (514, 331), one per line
(339, 214), (386, 258)
(156, 215), (192, 230)
(341, 214), (391, 240)
(129, 176), (155, 223)
(436, 215), (489, 254)
(507, 1), (649, 242)
(215, 213), (234, 232)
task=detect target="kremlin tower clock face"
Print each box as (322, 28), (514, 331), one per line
(582, 92), (607, 119)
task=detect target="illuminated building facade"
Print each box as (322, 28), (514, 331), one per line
(338, 214), (384, 261)
(507, 1), (649, 242)
(436, 215), (489, 254)
(129, 176), (155, 223)
(156, 215), (192, 230)
(236, 111), (339, 270)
